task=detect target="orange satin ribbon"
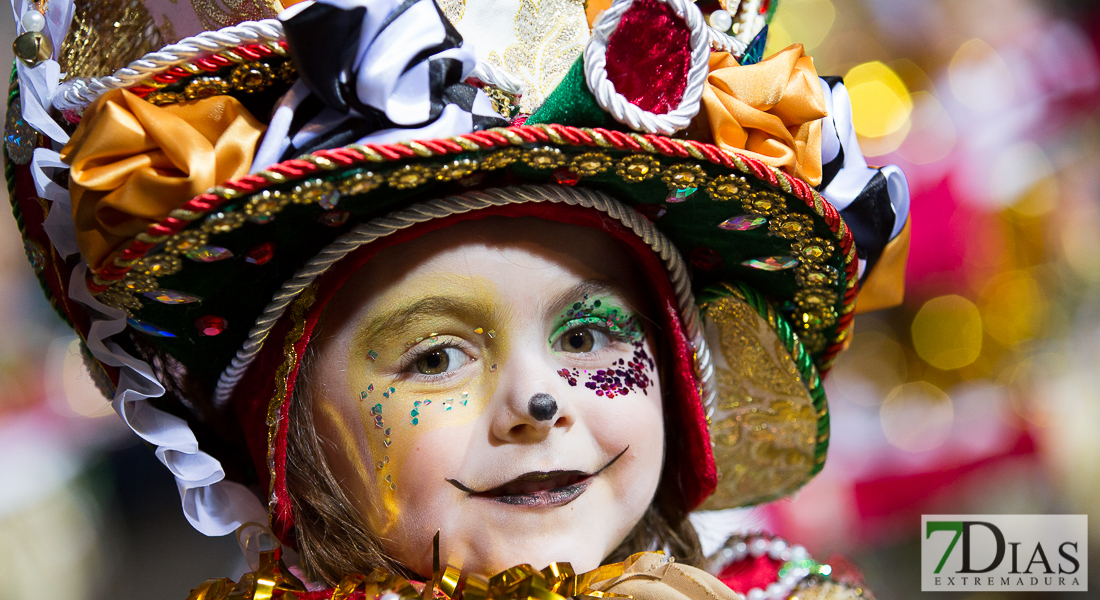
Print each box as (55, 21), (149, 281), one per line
(700, 44), (827, 186)
(61, 89), (266, 271)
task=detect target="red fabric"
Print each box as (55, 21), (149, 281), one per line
(232, 202), (717, 544)
(604, 0), (691, 115)
(853, 429), (1037, 522)
(717, 555), (783, 595)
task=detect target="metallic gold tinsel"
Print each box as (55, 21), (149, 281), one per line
(187, 533), (641, 600)
(59, 0), (165, 80)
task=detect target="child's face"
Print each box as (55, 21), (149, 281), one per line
(309, 217), (665, 577)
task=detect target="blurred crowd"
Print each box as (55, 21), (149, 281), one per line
(2, 1), (1099, 599)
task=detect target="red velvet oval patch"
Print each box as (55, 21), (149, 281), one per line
(604, 0), (692, 115)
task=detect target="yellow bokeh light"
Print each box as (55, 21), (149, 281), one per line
(881, 381), (954, 453)
(764, 0), (836, 55)
(979, 270), (1045, 347)
(911, 295), (983, 370)
(845, 61), (913, 138)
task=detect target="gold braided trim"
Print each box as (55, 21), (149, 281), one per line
(266, 283), (318, 507)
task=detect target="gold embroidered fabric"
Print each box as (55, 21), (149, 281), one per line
(439, 0), (468, 25)
(192, 0), (280, 31)
(590, 553), (744, 600)
(488, 0), (588, 113)
(59, 1), (284, 80)
(59, 0), (166, 80)
(699, 295), (818, 510)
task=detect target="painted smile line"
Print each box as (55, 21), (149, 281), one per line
(446, 447), (629, 507)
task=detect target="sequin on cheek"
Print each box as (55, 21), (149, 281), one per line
(557, 342), (656, 398)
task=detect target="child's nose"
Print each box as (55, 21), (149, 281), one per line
(489, 363), (575, 443)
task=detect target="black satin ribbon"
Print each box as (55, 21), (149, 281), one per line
(279, 0), (507, 161)
(283, 2), (368, 114)
(838, 171), (896, 278)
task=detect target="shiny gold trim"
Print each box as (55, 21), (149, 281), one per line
(267, 283), (319, 506)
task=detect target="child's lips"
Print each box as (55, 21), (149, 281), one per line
(476, 471), (593, 507)
(445, 447), (628, 508)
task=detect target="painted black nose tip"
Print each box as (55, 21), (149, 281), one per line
(528, 393), (558, 422)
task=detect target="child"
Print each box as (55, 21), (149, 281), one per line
(7, 0), (909, 598)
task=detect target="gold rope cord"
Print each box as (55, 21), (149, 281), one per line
(699, 295), (818, 510)
(59, 0), (166, 81)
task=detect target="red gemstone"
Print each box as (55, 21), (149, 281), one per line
(634, 203), (668, 221)
(759, 0), (771, 14)
(553, 169), (579, 186)
(195, 315), (228, 336)
(245, 242), (275, 265)
(690, 247), (723, 271)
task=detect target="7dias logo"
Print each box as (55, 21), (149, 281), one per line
(922, 515), (1088, 592)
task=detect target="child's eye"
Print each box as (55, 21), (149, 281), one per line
(554, 326), (612, 354)
(413, 347), (467, 375)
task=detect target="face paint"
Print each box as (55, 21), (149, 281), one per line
(550, 295), (655, 398)
(548, 295), (644, 347)
(556, 342), (655, 398)
(310, 218), (667, 578)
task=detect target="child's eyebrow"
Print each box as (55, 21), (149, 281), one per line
(356, 295), (495, 343)
(545, 280), (619, 318)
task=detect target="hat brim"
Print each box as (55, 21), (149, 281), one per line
(84, 124), (856, 386)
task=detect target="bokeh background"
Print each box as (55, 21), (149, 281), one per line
(2, 1), (1099, 599)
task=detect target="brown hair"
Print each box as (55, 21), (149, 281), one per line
(285, 347), (704, 587)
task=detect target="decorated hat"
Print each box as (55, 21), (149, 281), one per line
(6, 0), (909, 542)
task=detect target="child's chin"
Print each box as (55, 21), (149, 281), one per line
(452, 535), (611, 576)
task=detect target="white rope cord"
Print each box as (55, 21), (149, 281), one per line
(470, 61), (525, 96)
(54, 19), (286, 111)
(212, 184), (717, 416)
(708, 26), (748, 55)
(583, 0), (711, 135)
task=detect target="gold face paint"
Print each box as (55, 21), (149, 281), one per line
(343, 274), (511, 533)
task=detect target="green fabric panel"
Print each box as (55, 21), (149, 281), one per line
(525, 58), (615, 130)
